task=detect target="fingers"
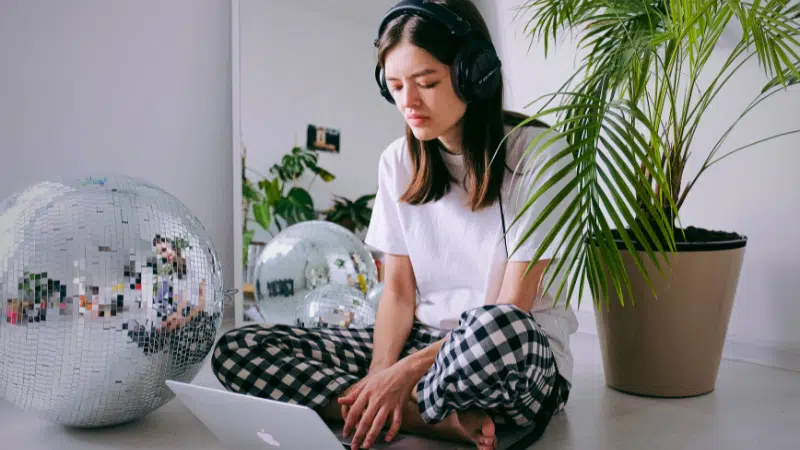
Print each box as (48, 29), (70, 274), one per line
(384, 405), (403, 442)
(339, 384), (364, 428)
(338, 382), (364, 405)
(339, 381), (367, 436)
(360, 406), (390, 449)
(342, 390), (369, 439)
(338, 391), (356, 405)
(351, 403), (384, 450)
(341, 397), (356, 422)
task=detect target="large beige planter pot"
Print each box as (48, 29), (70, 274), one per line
(594, 227), (747, 397)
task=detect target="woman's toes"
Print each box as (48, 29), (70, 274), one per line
(481, 416), (495, 438)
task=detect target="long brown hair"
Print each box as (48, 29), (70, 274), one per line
(375, 0), (519, 211)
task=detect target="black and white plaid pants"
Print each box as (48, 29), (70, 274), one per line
(211, 304), (570, 430)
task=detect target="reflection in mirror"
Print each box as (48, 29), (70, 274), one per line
(232, 0), (401, 327)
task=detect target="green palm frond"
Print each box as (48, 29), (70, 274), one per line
(512, 0), (800, 309)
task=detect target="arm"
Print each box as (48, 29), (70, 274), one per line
(493, 259), (549, 311)
(368, 253), (418, 372)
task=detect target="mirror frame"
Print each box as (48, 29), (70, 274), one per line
(231, 0), (245, 328)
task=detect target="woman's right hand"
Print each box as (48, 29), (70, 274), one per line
(340, 363), (391, 420)
(338, 359), (421, 449)
(341, 378), (365, 420)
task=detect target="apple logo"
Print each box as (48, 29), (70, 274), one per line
(257, 429), (280, 447)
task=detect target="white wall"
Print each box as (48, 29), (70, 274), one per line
(0, 1), (234, 304)
(479, 0), (800, 370)
(238, 0), (404, 244)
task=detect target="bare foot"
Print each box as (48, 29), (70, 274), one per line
(441, 409), (496, 450)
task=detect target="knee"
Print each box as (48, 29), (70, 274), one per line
(460, 304), (541, 341)
(211, 325), (271, 365)
(211, 327), (240, 367)
(458, 304), (552, 368)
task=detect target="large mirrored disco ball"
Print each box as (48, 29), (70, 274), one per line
(253, 221), (379, 327)
(0, 175), (225, 428)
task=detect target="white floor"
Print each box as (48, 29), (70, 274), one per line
(1, 317), (798, 450)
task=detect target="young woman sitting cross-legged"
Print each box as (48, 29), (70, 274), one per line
(211, 1), (578, 449)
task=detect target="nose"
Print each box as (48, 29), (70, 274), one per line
(399, 84), (420, 108)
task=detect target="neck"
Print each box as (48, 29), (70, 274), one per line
(438, 122), (463, 155)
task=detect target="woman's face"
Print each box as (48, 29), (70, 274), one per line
(383, 42), (467, 145)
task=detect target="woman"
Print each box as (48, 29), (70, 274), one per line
(211, 1), (578, 449)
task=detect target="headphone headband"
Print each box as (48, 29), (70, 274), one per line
(374, 0), (472, 47)
(373, 0), (502, 104)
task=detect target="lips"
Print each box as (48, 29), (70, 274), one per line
(406, 114), (429, 125)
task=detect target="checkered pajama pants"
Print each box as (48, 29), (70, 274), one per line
(211, 304), (570, 429)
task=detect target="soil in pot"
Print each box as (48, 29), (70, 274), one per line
(609, 225), (747, 251)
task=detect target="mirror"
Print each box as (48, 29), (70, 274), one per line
(231, 0), (401, 327)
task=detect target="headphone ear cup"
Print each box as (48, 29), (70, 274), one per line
(453, 40), (502, 103)
(450, 49), (469, 103)
(375, 65), (395, 104)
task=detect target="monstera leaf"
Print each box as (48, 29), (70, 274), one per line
(242, 179), (261, 203)
(274, 187), (315, 225)
(252, 200), (272, 231)
(259, 178), (281, 204)
(308, 164), (336, 182)
(269, 147), (330, 182)
(248, 146), (336, 235)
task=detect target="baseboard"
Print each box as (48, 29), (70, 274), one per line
(572, 308), (800, 373)
(722, 336), (800, 373)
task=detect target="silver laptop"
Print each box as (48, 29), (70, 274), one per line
(166, 380), (539, 450)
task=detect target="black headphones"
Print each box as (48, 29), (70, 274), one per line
(373, 0), (502, 104)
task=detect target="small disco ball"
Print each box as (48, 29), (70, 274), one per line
(253, 221), (379, 327)
(296, 283), (383, 329)
(0, 175), (225, 428)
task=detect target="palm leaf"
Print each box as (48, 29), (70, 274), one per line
(503, 92), (676, 309)
(513, 0), (800, 310)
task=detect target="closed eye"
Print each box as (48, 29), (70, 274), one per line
(389, 81), (439, 92)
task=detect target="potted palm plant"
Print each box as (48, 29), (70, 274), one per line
(511, 0), (800, 397)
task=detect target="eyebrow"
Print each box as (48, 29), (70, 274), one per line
(386, 68), (438, 81)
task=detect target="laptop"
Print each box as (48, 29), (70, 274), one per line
(165, 380), (543, 450)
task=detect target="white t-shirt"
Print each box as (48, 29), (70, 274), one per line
(364, 124), (580, 383)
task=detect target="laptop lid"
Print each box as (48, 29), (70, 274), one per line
(166, 380), (540, 450)
(166, 380), (349, 450)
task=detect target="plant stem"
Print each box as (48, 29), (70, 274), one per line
(708, 129), (800, 166)
(708, 84), (787, 162)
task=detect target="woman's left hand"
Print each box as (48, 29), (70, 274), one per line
(338, 359), (418, 449)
